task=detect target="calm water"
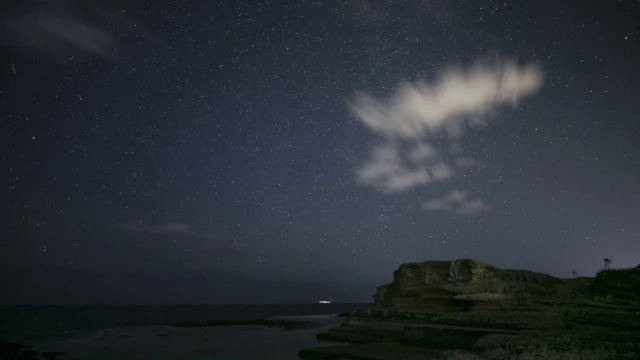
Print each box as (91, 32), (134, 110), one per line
(0, 303), (369, 343)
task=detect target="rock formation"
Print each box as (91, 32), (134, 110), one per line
(373, 259), (561, 310)
(299, 258), (640, 360)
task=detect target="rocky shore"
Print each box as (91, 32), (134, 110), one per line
(0, 341), (66, 360)
(2, 314), (335, 360)
(298, 259), (640, 360)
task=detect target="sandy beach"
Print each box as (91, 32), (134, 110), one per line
(31, 315), (343, 360)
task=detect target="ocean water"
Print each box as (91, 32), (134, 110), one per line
(0, 303), (369, 343)
(27, 315), (354, 360)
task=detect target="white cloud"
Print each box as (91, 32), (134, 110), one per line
(422, 190), (489, 215)
(408, 142), (438, 162)
(349, 58), (544, 194)
(349, 60), (543, 140)
(354, 143), (454, 193)
(456, 199), (490, 215)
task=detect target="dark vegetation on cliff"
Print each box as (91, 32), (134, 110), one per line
(583, 267), (640, 303)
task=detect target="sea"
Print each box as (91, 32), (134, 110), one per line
(0, 303), (369, 343)
(1, 304), (371, 359)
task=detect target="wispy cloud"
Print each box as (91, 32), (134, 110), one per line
(454, 157), (477, 168)
(350, 60), (543, 141)
(120, 222), (219, 240)
(120, 221), (250, 253)
(1, 11), (117, 58)
(349, 58), (544, 204)
(354, 143), (454, 193)
(0, 1), (168, 60)
(422, 190), (489, 215)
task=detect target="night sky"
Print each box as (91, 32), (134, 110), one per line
(1, 0), (639, 304)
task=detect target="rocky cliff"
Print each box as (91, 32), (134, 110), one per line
(299, 258), (640, 360)
(373, 259), (561, 310)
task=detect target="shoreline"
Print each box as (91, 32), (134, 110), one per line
(3, 313), (348, 360)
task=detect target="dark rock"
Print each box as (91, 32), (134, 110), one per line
(0, 341), (24, 355)
(316, 324), (403, 344)
(401, 324), (519, 350)
(17, 349), (39, 360)
(298, 342), (439, 360)
(1, 340), (67, 360)
(1, 342), (40, 360)
(41, 351), (68, 360)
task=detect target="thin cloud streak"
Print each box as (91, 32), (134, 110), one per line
(422, 190), (490, 215)
(120, 222), (219, 240)
(120, 221), (250, 253)
(2, 12), (117, 58)
(0, 1), (169, 60)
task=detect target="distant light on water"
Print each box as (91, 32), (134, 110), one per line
(318, 300), (331, 304)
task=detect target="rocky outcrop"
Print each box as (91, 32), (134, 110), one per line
(299, 258), (640, 360)
(0, 341), (65, 360)
(373, 259), (561, 310)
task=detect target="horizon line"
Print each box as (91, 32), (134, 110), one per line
(0, 302), (374, 306)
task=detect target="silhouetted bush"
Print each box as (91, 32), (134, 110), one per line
(585, 267), (640, 301)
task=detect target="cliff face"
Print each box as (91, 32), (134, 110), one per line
(373, 259), (560, 309)
(303, 260), (640, 360)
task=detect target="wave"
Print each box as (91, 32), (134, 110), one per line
(65, 330), (106, 344)
(266, 313), (340, 320)
(63, 326), (145, 344)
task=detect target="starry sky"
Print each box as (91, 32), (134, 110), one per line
(1, 0), (639, 304)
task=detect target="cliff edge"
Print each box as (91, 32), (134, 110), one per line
(299, 259), (640, 360)
(373, 259), (564, 310)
